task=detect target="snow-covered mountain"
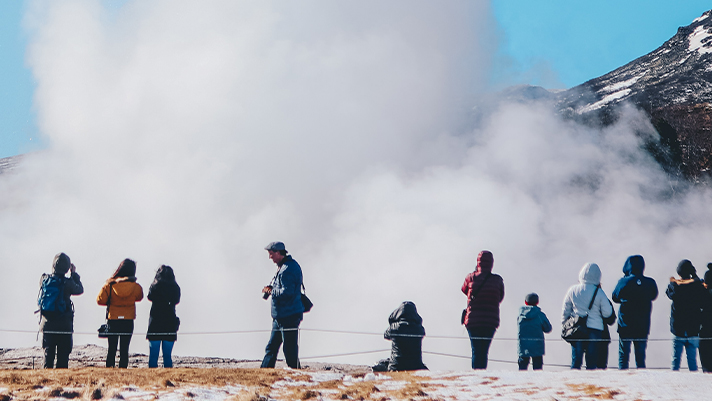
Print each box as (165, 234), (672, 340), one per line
(557, 10), (712, 180)
(0, 154), (22, 175)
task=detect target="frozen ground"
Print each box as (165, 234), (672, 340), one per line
(1, 345), (711, 400)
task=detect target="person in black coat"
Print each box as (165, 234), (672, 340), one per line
(611, 255), (658, 369)
(700, 264), (712, 373)
(39, 253), (84, 369)
(666, 260), (707, 371)
(372, 301), (427, 371)
(146, 265), (181, 368)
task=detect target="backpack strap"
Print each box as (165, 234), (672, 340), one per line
(105, 283), (113, 320)
(468, 273), (491, 306)
(586, 285), (600, 312)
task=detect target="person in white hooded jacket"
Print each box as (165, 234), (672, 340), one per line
(562, 263), (614, 369)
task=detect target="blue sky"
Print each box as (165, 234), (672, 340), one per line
(0, 1), (710, 159)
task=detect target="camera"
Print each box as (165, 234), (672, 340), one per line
(262, 285), (272, 300)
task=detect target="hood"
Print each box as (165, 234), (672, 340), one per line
(677, 259), (696, 279)
(519, 305), (540, 320)
(578, 263), (601, 285)
(623, 255), (645, 276)
(108, 276), (138, 297)
(388, 301), (423, 326)
(53, 253), (70, 275)
(476, 250), (494, 274)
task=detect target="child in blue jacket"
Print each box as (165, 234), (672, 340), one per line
(517, 293), (552, 370)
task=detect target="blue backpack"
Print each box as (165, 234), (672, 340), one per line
(37, 274), (68, 316)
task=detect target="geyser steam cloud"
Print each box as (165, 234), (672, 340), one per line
(1, 0), (710, 370)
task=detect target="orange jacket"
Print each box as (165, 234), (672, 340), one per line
(97, 277), (144, 320)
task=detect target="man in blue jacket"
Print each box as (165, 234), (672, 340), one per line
(612, 255), (657, 369)
(261, 241), (305, 369)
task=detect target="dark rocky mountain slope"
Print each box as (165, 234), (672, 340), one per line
(556, 10), (712, 181)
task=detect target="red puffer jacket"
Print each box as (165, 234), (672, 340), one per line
(461, 251), (505, 329)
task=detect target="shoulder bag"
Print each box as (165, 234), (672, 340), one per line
(461, 273), (491, 325)
(301, 283), (313, 313)
(561, 285), (599, 343)
(98, 283), (112, 338)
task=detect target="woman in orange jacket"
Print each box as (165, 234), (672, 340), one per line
(97, 259), (143, 368)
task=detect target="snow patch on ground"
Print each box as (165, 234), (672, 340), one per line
(688, 25), (712, 55)
(578, 89), (631, 114)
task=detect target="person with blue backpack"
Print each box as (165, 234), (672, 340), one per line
(37, 253), (84, 369)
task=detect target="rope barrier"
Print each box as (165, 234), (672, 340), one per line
(3, 327), (710, 342)
(1, 326), (704, 371)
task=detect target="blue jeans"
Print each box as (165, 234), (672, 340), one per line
(466, 327), (496, 370)
(148, 340), (175, 368)
(261, 313), (303, 369)
(672, 336), (699, 371)
(571, 328), (602, 369)
(619, 338), (647, 369)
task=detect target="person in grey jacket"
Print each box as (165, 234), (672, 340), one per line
(562, 263), (614, 370)
(261, 241), (305, 369)
(39, 253), (84, 369)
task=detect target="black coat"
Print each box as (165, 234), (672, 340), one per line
(39, 272), (84, 333)
(383, 301), (427, 371)
(611, 256), (658, 338)
(146, 280), (181, 341)
(666, 279), (706, 337)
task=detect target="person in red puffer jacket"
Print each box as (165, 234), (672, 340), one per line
(461, 250), (505, 369)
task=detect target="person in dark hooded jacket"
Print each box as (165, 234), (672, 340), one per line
(146, 265), (181, 368)
(517, 293), (552, 370)
(612, 255), (658, 369)
(372, 301), (427, 371)
(461, 250), (505, 370)
(39, 253), (84, 369)
(698, 263), (712, 372)
(666, 259), (707, 371)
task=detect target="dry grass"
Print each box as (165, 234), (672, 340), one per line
(567, 383), (622, 399)
(0, 368), (288, 400)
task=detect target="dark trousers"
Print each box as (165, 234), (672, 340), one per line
(466, 326), (496, 370)
(571, 328), (603, 369)
(42, 333), (72, 369)
(699, 337), (712, 373)
(518, 356), (543, 370)
(261, 313), (302, 369)
(106, 320), (134, 368)
(597, 340), (610, 369)
(619, 338), (648, 369)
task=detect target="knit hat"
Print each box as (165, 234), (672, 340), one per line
(53, 253), (71, 275)
(525, 293), (539, 305)
(676, 259), (696, 279)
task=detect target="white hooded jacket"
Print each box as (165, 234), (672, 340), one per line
(561, 263), (613, 331)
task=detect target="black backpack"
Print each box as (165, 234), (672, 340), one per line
(37, 274), (68, 317)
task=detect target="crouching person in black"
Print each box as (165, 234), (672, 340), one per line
(373, 301), (428, 372)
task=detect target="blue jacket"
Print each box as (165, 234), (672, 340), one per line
(271, 255), (304, 319)
(517, 305), (552, 357)
(611, 255), (658, 338)
(666, 278), (706, 337)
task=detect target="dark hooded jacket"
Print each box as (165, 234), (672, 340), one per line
(461, 251), (505, 329)
(383, 301), (427, 371)
(517, 305), (552, 357)
(39, 253), (84, 333)
(146, 272), (181, 342)
(666, 260), (707, 337)
(611, 255), (658, 338)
